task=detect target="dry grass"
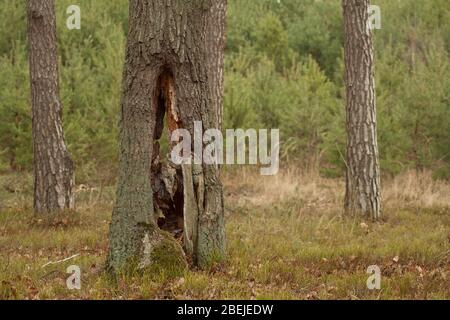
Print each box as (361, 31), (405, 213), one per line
(383, 171), (450, 210)
(0, 168), (449, 300)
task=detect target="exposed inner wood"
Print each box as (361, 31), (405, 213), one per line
(151, 69), (185, 242)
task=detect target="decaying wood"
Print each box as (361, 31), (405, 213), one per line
(107, 0), (227, 272)
(181, 164), (199, 258)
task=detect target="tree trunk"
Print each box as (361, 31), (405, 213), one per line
(343, 0), (381, 220)
(27, 0), (75, 214)
(107, 0), (227, 273)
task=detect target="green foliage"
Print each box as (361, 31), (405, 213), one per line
(0, 43), (31, 171)
(224, 0), (450, 178)
(55, 0), (127, 182)
(0, 0), (448, 180)
(0, 0), (127, 182)
(373, 0), (450, 177)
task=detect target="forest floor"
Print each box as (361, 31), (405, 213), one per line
(0, 168), (449, 300)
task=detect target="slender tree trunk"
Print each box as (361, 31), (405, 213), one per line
(27, 0), (74, 214)
(107, 0), (227, 273)
(343, 0), (381, 220)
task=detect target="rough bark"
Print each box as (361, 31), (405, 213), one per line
(206, 0), (227, 130)
(27, 0), (75, 214)
(107, 0), (227, 272)
(343, 0), (381, 220)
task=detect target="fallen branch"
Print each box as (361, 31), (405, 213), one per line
(41, 254), (80, 268)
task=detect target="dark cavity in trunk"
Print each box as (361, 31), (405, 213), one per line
(151, 68), (185, 244)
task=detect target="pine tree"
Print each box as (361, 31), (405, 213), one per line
(343, 0), (381, 220)
(27, 0), (74, 214)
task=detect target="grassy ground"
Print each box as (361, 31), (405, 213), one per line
(0, 168), (449, 300)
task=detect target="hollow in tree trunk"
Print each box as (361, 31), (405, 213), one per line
(107, 0), (227, 273)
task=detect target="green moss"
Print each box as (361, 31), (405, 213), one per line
(143, 231), (188, 279)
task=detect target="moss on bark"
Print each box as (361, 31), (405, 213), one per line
(140, 230), (188, 277)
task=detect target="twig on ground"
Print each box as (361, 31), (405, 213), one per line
(41, 253), (80, 268)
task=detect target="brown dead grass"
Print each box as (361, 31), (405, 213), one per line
(0, 168), (449, 300)
(224, 167), (450, 213)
